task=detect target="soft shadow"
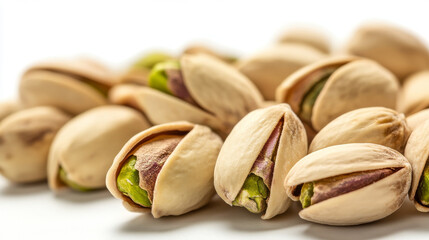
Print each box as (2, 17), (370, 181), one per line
(0, 181), (50, 196)
(303, 200), (429, 240)
(54, 188), (112, 203)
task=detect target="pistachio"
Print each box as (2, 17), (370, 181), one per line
(214, 104), (307, 219)
(20, 58), (116, 115)
(404, 119), (429, 212)
(310, 107), (410, 153)
(0, 101), (21, 122)
(407, 109), (429, 131)
(285, 143), (411, 226)
(276, 56), (399, 140)
(398, 71), (429, 115)
(183, 45), (237, 64)
(238, 44), (325, 100)
(48, 106), (150, 191)
(278, 26), (331, 53)
(345, 22), (429, 80)
(106, 121), (223, 218)
(0, 107), (70, 183)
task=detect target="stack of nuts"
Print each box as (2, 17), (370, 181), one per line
(3, 21), (429, 226)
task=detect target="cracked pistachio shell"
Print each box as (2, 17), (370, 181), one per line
(128, 53), (263, 135)
(278, 26), (331, 53)
(48, 106), (150, 191)
(237, 44), (325, 100)
(276, 56), (399, 132)
(19, 58), (116, 115)
(214, 104), (307, 219)
(0, 101), (21, 122)
(345, 22), (429, 80)
(398, 71), (429, 115)
(407, 109), (429, 131)
(106, 122), (223, 218)
(0, 107), (70, 183)
(310, 107), (410, 153)
(405, 119), (429, 212)
(285, 143), (411, 226)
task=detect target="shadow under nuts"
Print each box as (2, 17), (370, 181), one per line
(48, 106), (150, 192)
(106, 122), (223, 218)
(285, 143), (411, 226)
(214, 104), (307, 219)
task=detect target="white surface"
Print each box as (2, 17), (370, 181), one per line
(1, 0), (429, 239)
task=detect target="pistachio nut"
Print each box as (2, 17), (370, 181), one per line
(48, 106), (150, 191)
(278, 26), (331, 53)
(398, 71), (429, 115)
(0, 101), (21, 122)
(276, 56), (399, 138)
(183, 45), (237, 64)
(285, 143), (411, 226)
(106, 121), (223, 218)
(310, 107), (410, 153)
(407, 109), (429, 131)
(0, 107), (70, 183)
(404, 119), (429, 212)
(345, 22), (429, 80)
(20, 58), (116, 115)
(237, 44), (325, 100)
(214, 104), (307, 219)
(127, 53), (263, 136)
(108, 84), (146, 110)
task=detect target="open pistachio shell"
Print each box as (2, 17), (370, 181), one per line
(276, 56), (399, 134)
(405, 119), (429, 212)
(345, 22), (429, 80)
(310, 107), (410, 153)
(106, 121), (223, 218)
(285, 143), (411, 226)
(20, 58), (116, 115)
(0, 101), (21, 122)
(398, 71), (429, 115)
(237, 44), (325, 100)
(407, 109), (429, 131)
(214, 104), (307, 219)
(278, 26), (331, 53)
(0, 107), (70, 183)
(48, 106), (150, 191)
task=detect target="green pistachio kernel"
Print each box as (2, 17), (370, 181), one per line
(133, 52), (173, 70)
(417, 162), (429, 206)
(300, 182), (314, 208)
(232, 174), (269, 213)
(59, 167), (92, 192)
(300, 77), (329, 123)
(117, 156), (152, 207)
(148, 60), (180, 95)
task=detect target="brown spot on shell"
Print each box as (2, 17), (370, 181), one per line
(0, 136), (4, 145)
(17, 128), (53, 145)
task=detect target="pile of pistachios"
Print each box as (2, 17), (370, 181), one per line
(3, 21), (429, 227)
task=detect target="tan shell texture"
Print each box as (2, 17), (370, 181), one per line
(278, 26), (331, 53)
(0, 101), (21, 122)
(285, 143), (411, 226)
(0, 107), (70, 183)
(48, 105), (150, 190)
(398, 71), (429, 115)
(106, 121), (223, 218)
(407, 109), (429, 131)
(310, 107), (410, 153)
(345, 22), (429, 80)
(238, 44), (325, 100)
(19, 58), (116, 115)
(214, 104), (307, 219)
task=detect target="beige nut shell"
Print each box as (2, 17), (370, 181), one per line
(48, 105), (150, 190)
(106, 121), (223, 218)
(214, 104), (307, 219)
(309, 107), (410, 153)
(407, 109), (429, 131)
(345, 22), (429, 80)
(278, 26), (331, 53)
(276, 56), (399, 131)
(0, 101), (21, 122)
(237, 44), (325, 100)
(398, 71), (429, 115)
(20, 59), (116, 115)
(285, 143), (411, 226)
(0, 107), (70, 183)
(404, 119), (429, 212)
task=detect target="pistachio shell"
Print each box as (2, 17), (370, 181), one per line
(278, 27), (331, 53)
(118, 68), (149, 86)
(407, 109), (429, 131)
(285, 143), (411, 225)
(0, 107), (70, 183)
(106, 121), (223, 218)
(238, 44), (325, 100)
(345, 22), (429, 80)
(48, 106), (150, 190)
(398, 71), (429, 115)
(0, 101), (21, 122)
(310, 107), (410, 153)
(214, 104), (307, 219)
(108, 84), (146, 110)
(276, 56), (399, 132)
(404, 119), (429, 212)
(20, 59), (116, 115)
(183, 45), (236, 64)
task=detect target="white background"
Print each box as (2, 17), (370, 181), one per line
(1, 0), (429, 239)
